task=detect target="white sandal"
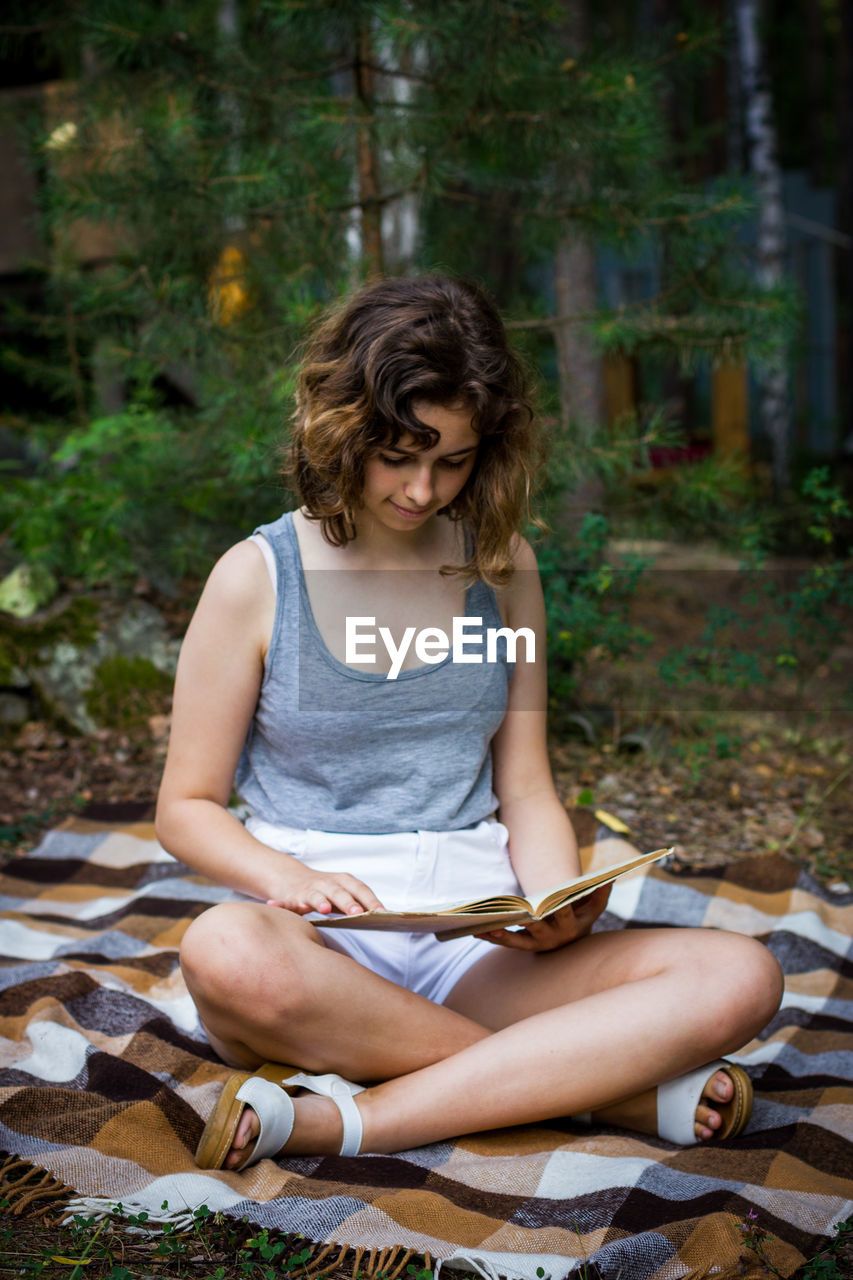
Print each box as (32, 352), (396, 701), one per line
(656, 1059), (752, 1144)
(196, 1063), (366, 1169)
(573, 1058), (753, 1145)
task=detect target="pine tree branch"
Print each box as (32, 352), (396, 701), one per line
(0, 21), (69, 35)
(358, 60), (431, 84)
(506, 309), (751, 346)
(193, 60), (356, 98)
(440, 187), (746, 229)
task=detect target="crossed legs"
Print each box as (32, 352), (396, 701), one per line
(180, 902), (783, 1163)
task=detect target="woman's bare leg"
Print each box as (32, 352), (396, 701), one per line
(339, 928), (780, 1155)
(181, 902), (783, 1163)
(180, 902), (492, 1077)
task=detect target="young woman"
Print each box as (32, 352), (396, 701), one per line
(155, 275), (783, 1170)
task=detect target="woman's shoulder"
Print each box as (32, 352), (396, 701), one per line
(206, 510), (299, 596)
(492, 534), (543, 628)
(507, 532), (538, 572)
(200, 537), (276, 617)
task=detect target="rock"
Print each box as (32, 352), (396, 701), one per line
(0, 565), (58, 619)
(0, 692), (29, 726)
(26, 598), (179, 734)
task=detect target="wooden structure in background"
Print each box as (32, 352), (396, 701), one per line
(711, 361), (750, 456)
(42, 81), (124, 265)
(0, 87), (46, 274)
(604, 349), (750, 465)
(603, 352), (637, 427)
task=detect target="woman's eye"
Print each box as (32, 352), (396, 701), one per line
(379, 454), (409, 467)
(439, 457), (469, 470)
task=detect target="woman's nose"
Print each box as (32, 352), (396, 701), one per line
(405, 466), (434, 505)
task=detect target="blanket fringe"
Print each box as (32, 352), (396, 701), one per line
(0, 1153), (74, 1219)
(304, 1242), (419, 1278)
(304, 1242), (423, 1278)
(387, 1247), (417, 1278)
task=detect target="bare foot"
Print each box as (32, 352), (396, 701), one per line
(591, 1068), (737, 1141)
(692, 1069), (735, 1139)
(224, 1091), (346, 1169)
(224, 1107), (260, 1170)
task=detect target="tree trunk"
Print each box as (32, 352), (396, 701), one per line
(553, 233), (605, 441)
(837, 0), (853, 450)
(552, 0), (604, 443)
(733, 0), (791, 488)
(218, 0), (244, 230)
(355, 24), (384, 277)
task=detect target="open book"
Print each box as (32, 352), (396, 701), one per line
(313, 846), (672, 941)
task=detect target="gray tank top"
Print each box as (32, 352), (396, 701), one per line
(234, 512), (511, 833)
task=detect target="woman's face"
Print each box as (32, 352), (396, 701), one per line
(358, 402), (479, 533)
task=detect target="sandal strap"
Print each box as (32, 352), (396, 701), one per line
(657, 1058), (728, 1146)
(236, 1076), (296, 1162)
(285, 1071), (366, 1156)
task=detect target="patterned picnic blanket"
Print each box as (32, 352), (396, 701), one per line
(1, 812), (851, 1280)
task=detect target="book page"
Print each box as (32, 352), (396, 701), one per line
(313, 848), (671, 936)
(529, 847), (670, 915)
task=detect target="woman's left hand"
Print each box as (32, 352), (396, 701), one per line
(477, 883), (612, 952)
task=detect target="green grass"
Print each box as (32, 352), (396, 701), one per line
(0, 1191), (436, 1280)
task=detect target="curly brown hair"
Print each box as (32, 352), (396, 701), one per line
(285, 275), (540, 584)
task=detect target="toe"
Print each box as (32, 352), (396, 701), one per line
(709, 1069), (733, 1103)
(693, 1071), (733, 1140)
(694, 1102), (721, 1139)
(224, 1107), (260, 1170)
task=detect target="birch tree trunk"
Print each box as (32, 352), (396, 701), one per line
(355, 24), (384, 278)
(733, 0), (791, 488)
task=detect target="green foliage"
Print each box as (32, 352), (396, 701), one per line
(657, 468), (853, 697)
(0, 1194), (399, 1280)
(85, 654), (173, 729)
(1, 406), (285, 588)
(638, 452), (768, 548)
(802, 465), (853, 546)
(539, 511), (650, 710)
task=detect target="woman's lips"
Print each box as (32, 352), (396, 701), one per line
(390, 501), (430, 519)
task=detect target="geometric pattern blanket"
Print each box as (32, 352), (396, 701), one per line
(1, 813), (851, 1280)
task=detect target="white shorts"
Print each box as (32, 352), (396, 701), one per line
(245, 816), (521, 1006)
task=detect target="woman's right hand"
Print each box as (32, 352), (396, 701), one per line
(266, 867), (384, 918)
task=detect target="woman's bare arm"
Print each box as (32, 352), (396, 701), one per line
(155, 540), (382, 916)
(491, 538), (580, 888)
(486, 538), (609, 952)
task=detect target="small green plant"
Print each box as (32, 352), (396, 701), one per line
(798, 1219), (853, 1280)
(539, 511), (650, 712)
(738, 1209), (853, 1280)
(739, 1207), (787, 1278)
(404, 1266), (434, 1280)
(241, 1227), (318, 1277)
